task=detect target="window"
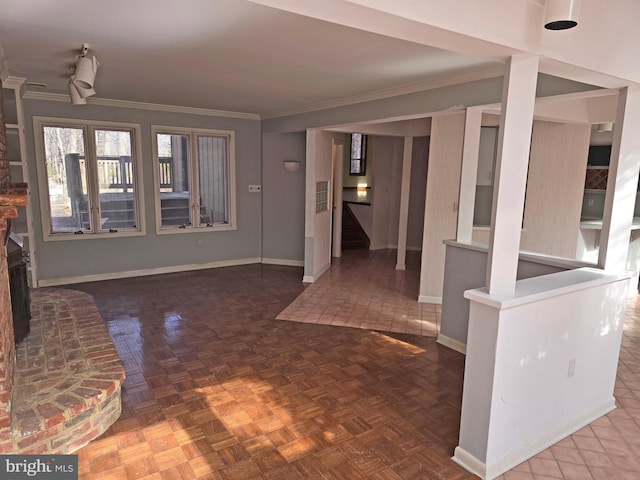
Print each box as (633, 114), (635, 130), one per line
(152, 126), (235, 232)
(316, 181), (329, 213)
(34, 117), (143, 239)
(350, 133), (367, 175)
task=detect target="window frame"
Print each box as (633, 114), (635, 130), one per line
(33, 116), (145, 242)
(151, 125), (236, 235)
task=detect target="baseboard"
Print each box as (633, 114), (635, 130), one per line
(453, 397), (616, 479)
(452, 447), (487, 479)
(302, 262), (331, 284)
(38, 257), (262, 287)
(436, 334), (467, 354)
(261, 258), (304, 267)
(418, 295), (442, 305)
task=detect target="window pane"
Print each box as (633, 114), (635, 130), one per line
(95, 129), (137, 230)
(351, 133), (362, 160)
(157, 134), (191, 227)
(197, 135), (228, 225)
(42, 126), (91, 233)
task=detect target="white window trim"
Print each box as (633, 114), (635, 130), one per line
(33, 116), (145, 242)
(151, 125), (237, 235)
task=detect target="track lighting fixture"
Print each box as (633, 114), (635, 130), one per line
(69, 43), (99, 105)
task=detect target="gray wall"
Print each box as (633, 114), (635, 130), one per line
(262, 132), (306, 262)
(407, 136), (429, 250)
(440, 243), (580, 346)
(261, 74), (598, 134)
(23, 99), (262, 282)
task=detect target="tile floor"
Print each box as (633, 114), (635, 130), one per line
(64, 249), (640, 479)
(277, 250), (440, 336)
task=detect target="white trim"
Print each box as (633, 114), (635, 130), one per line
(302, 261), (331, 283)
(2, 76), (26, 90)
(37, 257), (262, 287)
(261, 258), (304, 267)
(22, 90), (261, 120)
(452, 398), (616, 479)
(151, 125), (236, 234)
(33, 116), (146, 241)
(261, 65), (505, 119)
(418, 295), (442, 304)
(451, 447), (487, 479)
(436, 334), (467, 354)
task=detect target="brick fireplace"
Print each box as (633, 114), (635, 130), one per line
(0, 80), (125, 453)
(0, 79), (26, 437)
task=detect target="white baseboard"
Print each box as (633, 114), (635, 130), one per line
(302, 262), (331, 284)
(418, 295), (442, 305)
(436, 334), (467, 354)
(38, 257), (262, 287)
(453, 397), (616, 479)
(261, 258), (304, 267)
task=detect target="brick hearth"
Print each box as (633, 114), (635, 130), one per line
(0, 288), (125, 454)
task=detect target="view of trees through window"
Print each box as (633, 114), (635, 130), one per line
(41, 123), (138, 234)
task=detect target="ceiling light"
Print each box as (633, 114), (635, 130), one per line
(544, 0), (580, 30)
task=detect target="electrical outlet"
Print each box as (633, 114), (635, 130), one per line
(249, 184), (261, 193)
(588, 198), (594, 206)
(567, 358), (576, 378)
(196, 238), (202, 247)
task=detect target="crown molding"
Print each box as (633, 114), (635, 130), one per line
(19, 64), (504, 121)
(261, 64), (505, 120)
(2, 75), (26, 90)
(22, 90), (261, 120)
(0, 41), (8, 83)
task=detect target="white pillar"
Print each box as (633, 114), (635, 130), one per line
(486, 55), (539, 297)
(457, 107), (483, 243)
(598, 86), (640, 272)
(396, 136), (413, 270)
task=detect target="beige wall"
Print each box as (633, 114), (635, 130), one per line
(520, 121), (591, 258)
(419, 112), (465, 302)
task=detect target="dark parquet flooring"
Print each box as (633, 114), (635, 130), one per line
(68, 258), (474, 479)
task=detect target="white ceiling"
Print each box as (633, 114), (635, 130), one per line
(0, 0), (499, 117)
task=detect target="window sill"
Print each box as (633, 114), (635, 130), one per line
(156, 224), (237, 235)
(43, 229), (146, 242)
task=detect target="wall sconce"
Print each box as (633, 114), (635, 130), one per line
(357, 183), (367, 197)
(283, 160), (301, 173)
(544, 0), (580, 30)
(596, 122), (613, 133)
(69, 43), (99, 105)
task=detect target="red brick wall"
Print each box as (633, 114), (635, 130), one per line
(0, 79), (17, 429)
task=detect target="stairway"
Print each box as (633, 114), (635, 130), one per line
(342, 202), (370, 250)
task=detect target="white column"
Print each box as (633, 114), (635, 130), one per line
(598, 86), (640, 272)
(486, 55), (539, 297)
(396, 136), (413, 270)
(457, 107), (483, 243)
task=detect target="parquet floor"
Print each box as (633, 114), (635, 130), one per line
(70, 252), (474, 479)
(68, 249), (640, 479)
